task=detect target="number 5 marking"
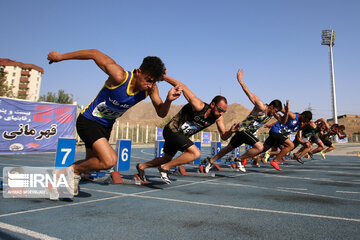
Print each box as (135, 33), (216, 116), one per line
(61, 148), (72, 165)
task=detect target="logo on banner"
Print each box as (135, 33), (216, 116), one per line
(3, 166), (73, 198)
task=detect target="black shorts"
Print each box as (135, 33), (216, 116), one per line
(163, 125), (194, 157)
(76, 114), (112, 149)
(229, 130), (259, 148)
(264, 132), (288, 148)
(320, 137), (333, 147)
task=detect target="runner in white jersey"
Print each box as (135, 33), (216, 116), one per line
(205, 69), (286, 173)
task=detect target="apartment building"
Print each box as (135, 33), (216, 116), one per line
(0, 58), (44, 101)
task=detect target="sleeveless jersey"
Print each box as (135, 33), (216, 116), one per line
(270, 113), (299, 137)
(239, 109), (271, 134)
(166, 103), (216, 137)
(81, 70), (147, 127)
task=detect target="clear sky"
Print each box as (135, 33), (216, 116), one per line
(1, 0), (359, 120)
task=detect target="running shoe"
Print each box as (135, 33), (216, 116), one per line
(53, 166), (81, 196)
(292, 154), (304, 164)
(242, 159), (248, 166)
(308, 152), (314, 160)
(204, 157), (213, 174)
(320, 152), (326, 159)
(136, 163), (147, 182)
(235, 160), (246, 172)
(158, 167), (171, 184)
(263, 151), (270, 163)
(270, 161), (282, 171)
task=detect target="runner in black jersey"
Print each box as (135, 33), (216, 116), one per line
(137, 75), (239, 184)
(314, 124), (348, 158)
(293, 118), (329, 161)
(205, 69), (286, 173)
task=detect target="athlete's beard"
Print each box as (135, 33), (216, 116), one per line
(210, 109), (219, 119)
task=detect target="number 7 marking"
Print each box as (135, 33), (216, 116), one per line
(61, 148), (72, 165)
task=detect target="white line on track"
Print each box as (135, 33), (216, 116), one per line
(0, 196), (124, 218)
(276, 187), (308, 191)
(0, 221), (61, 240)
(257, 170), (360, 185)
(80, 187), (360, 223)
(173, 179), (360, 202)
(336, 191), (360, 194)
(0, 180), (206, 219)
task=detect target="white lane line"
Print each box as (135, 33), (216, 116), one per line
(0, 196), (123, 218)
(277, 187), (308, 191)
(140, 149), (153, 156)
(0, 179), (211, 219)
(0, 221), (61, 240)
(82, 187), (360, 223)
(336, 191), (360, 194)
(258, 171), (360, 185)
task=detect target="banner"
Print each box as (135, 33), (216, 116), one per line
(202, 132), (211, 144)
(0, 97), (77, 154)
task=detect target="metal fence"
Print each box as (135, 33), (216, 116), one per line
(75, 122), (360, 145)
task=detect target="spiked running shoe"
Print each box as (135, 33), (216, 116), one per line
(292, 154), (304, 164)
(263, 152), (270, 163)
(270, 161), (282, 171)
(320, 152), (326, 159)
(204, 157), (213, 173)
(158, 167), (171, 184)
(136, 164), (147, 182)
(235, 160), (246, 172)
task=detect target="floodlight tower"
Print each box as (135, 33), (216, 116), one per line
(321, 29), (338, 124)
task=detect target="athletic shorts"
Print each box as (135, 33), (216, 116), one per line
(264, 132), (288, 148)
(310, 135), (323, 145)
(320, 137), (332, 147)
(293, 136), (309, 149)
(229, 130), (259, 148)
(163, 125), (194, 157)
(76, 114), (112, 149)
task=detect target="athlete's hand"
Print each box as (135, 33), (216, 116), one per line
(231, 123), (241, 132)
(167, 85), (182, 101)
(47, 51), (62, 64)
(237, 69), (245, 84)
(284, 100), (289, 112)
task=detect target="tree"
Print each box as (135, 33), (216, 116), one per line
(39, 89), (74, 104)
(0, 69), (14, 97)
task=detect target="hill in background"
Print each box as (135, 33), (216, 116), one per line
(117, 102), (360, 135)
(118, 101), (251, 131)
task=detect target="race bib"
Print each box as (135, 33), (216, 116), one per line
(92, 102), (126, 120)
(180, 121), (202, 136)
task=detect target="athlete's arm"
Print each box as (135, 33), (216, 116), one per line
(47, 49), (126, 85)
(274, 100), (290, 124)
(148, 84), (182, 118)
(216, 118), (240, 141)
(315, 118), (330, 130)
(163, 75), (205, 111)
(237, 69), (266, 112)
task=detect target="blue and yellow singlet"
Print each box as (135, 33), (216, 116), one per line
(81, 69), (147, 127)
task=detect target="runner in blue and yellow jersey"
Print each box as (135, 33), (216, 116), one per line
(47, 49), (182, 195)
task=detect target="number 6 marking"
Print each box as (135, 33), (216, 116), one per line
(61, 148), (72, 165)
(121, 148), (129, 162)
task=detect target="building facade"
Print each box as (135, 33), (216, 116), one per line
(0, 58), (44, 101)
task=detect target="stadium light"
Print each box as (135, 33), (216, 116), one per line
(321, 29), (338, 127)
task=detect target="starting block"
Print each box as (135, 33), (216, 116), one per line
(111, 139), (142, 185)
(175, 166), (215, 177)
